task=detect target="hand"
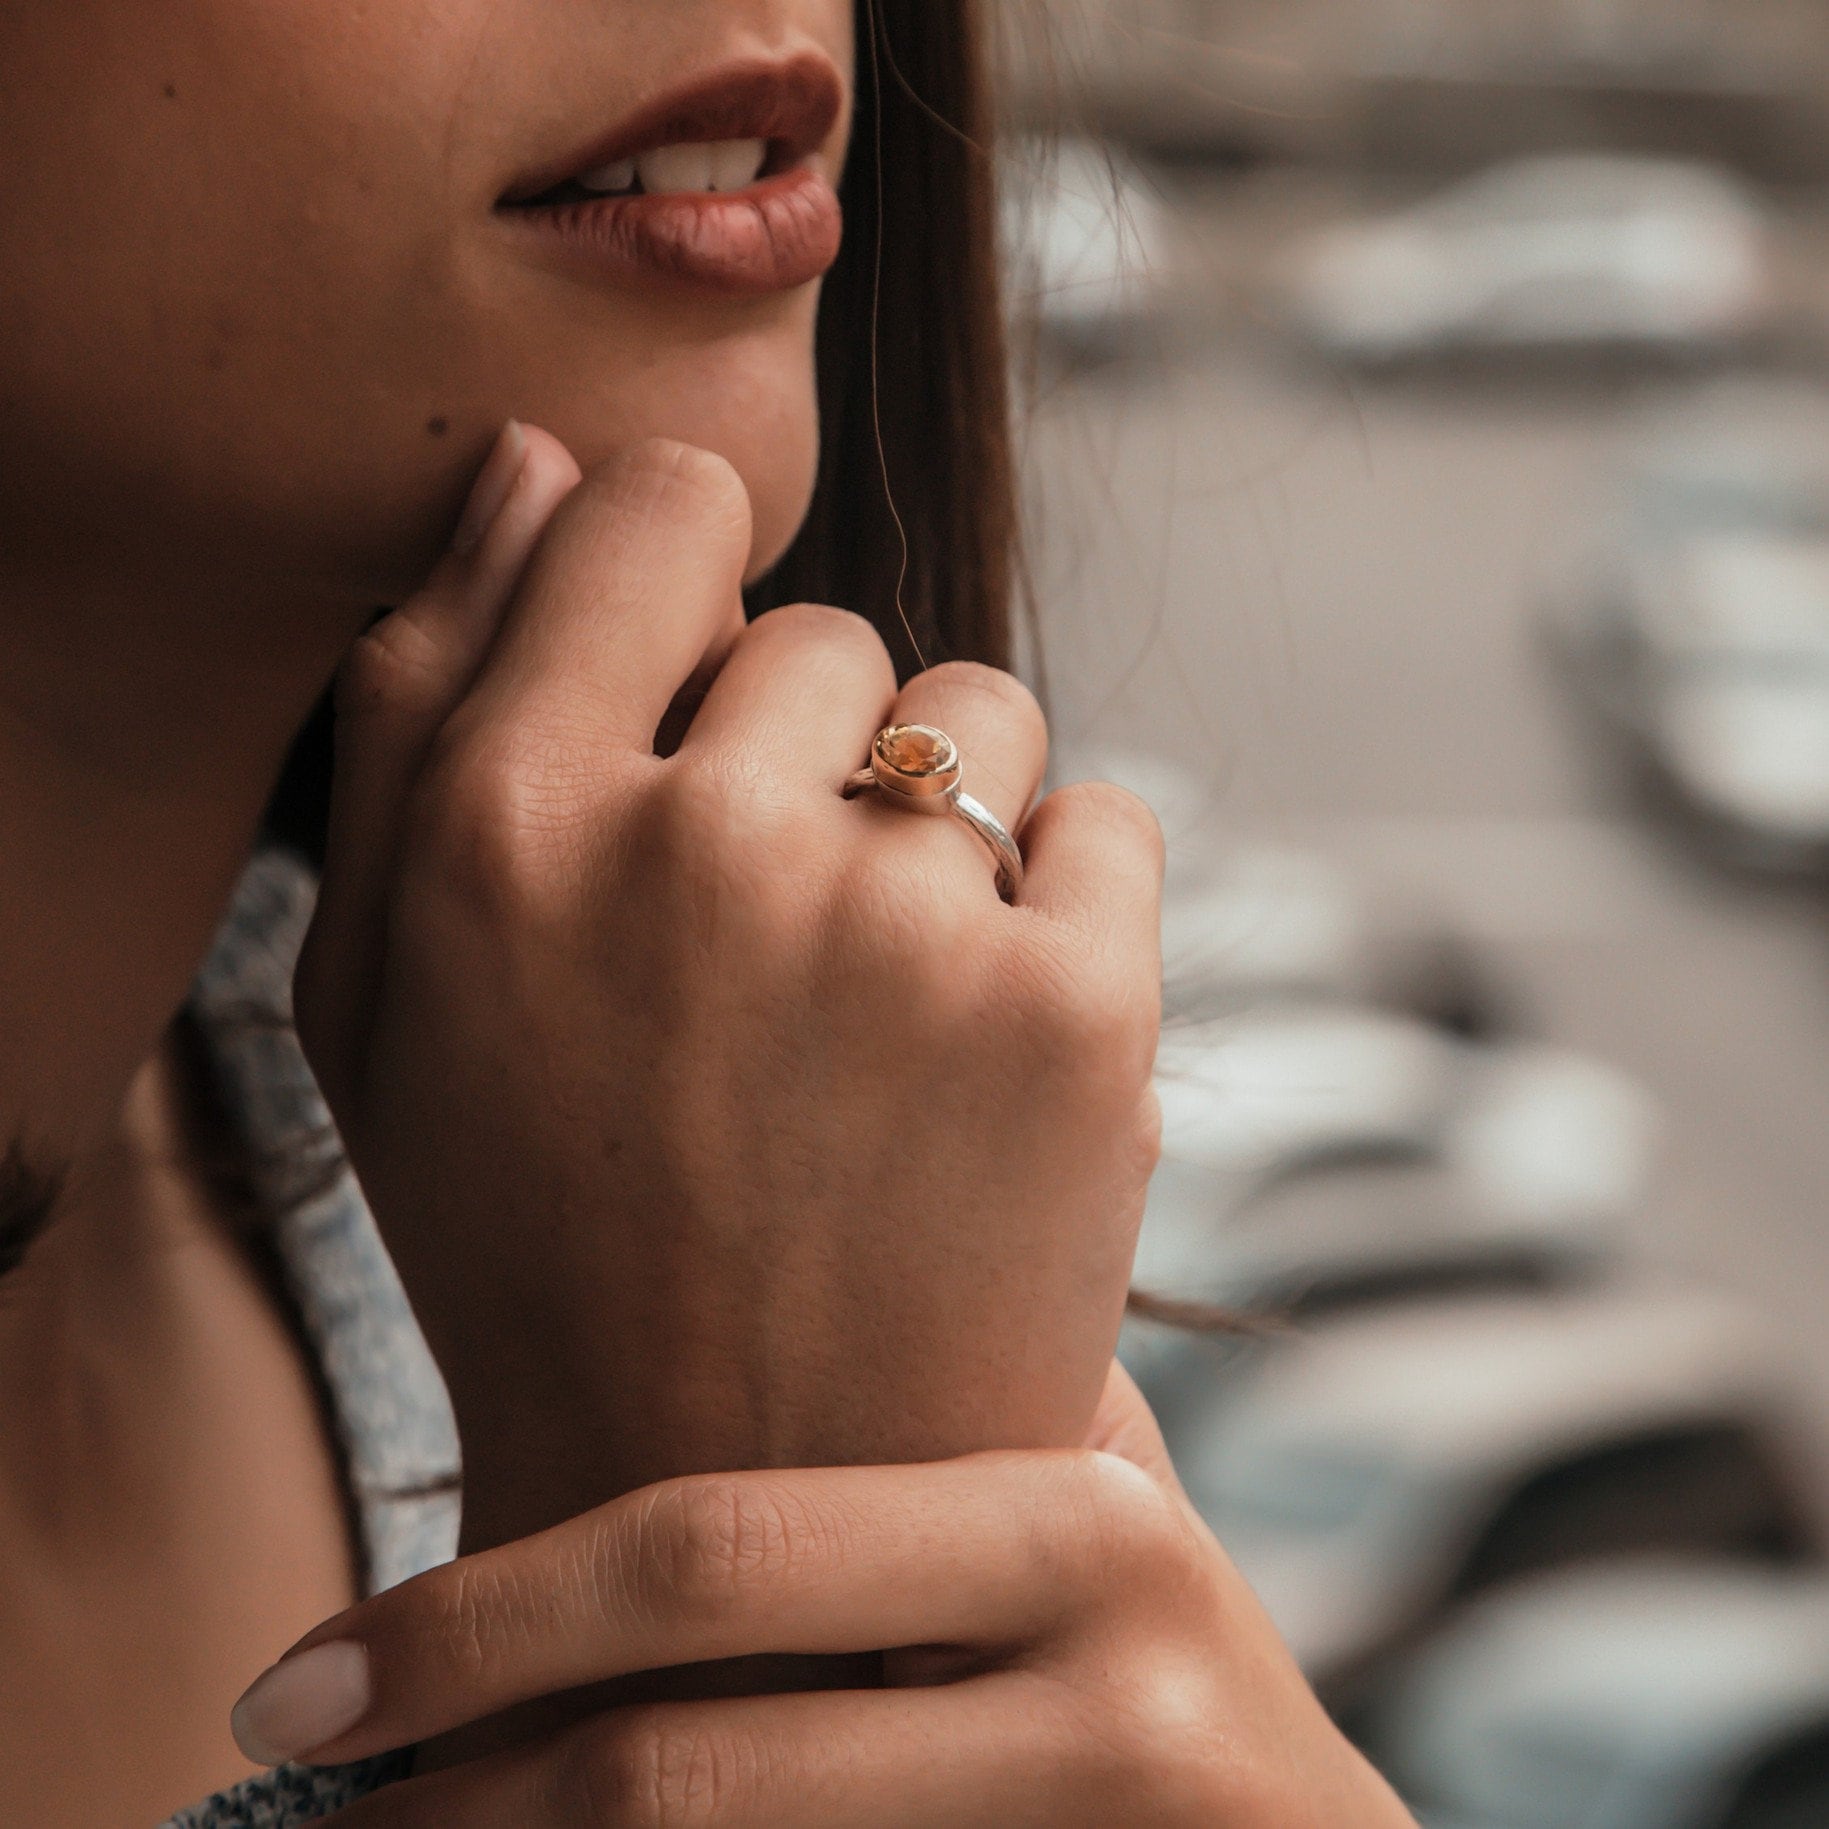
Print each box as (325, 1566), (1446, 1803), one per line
(226, 1366), (1415, 1828)
(295, 428), (1166, 1550)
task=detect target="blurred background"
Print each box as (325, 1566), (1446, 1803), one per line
(1003, 3), (1829, 1824)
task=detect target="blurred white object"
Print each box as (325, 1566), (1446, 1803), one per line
(1644, 533), (1829, 846)
(1127, 1009), (1466, 1384)
(1166, 1019), (1657, 1223)
(1146, 1016), (1653, 1227)
(1148, 824), (1503, 1028)
(1546, 390), (1829, 869)
(1285, 155), (1770, 364)
(1446, 1043), (1660, 1231)
(1378, 1563), (1829, 1829)
(1154, 1007), (1460, 1184)
(1129, 1026), (1654, 1355)
(1002, 136), (1169, 350)
(1160, 847), (1376, 1015)
(1162, 1286), (1817, 1691)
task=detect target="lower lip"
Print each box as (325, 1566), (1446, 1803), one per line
(498, 166), (843, 297)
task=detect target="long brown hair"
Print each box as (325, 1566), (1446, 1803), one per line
(264, 0), (1016, 860)
(752, 0), (1016, 675)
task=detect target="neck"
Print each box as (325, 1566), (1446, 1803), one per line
(0, 1036), (363, 1828)
(0, 537), (366, 1167)
(0, 538), (376, 1822)
(0, 1042), (222, 1530)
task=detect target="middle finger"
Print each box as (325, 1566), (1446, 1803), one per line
(676, 602), (898, 781)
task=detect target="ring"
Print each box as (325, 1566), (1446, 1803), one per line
(842, 724), (1025, 903)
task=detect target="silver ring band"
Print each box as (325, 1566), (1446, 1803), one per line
(948, 789), (1025, 903)
(842, 724), (1025, 903)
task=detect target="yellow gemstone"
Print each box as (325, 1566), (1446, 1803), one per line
(877, 724), (954, 778)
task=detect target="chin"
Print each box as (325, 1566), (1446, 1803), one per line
(333, 406), (813, 616)
(718, 418), (820, 588)
(741, 453), (819, 586)
(460, 340), (820, 594)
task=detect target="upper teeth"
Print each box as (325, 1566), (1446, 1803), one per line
(576, 139), (767, 197)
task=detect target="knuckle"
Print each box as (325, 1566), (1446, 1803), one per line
(568, 1710), (739, 1828)
(1056, 1654), (1233, 1820)
(411, 759), (550, 919)
(654, 753), (793, 850)
(913, 660), (1044, 733)
(838, 852), (978, 985)
(634, 1477), (803, 1623)
(1060, 1451), (1190, 1588)
(756, 600), (885, 655)
(748, 601), (897, 696)
(1051, 780), (1166, 870)
(407, 722), (605, 923)
(620, 435), (741, 497)
(629, 760), (812, 927)
(403, 1557), (522, 1693)
(1062, 1695), (1164, 1810)
(336, 611), (446, 725)
(1020, 934), (1159, 1090)
(1124, 1653), (1223, 1765)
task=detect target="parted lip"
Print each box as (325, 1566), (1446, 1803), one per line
(498, 52), (846, 206)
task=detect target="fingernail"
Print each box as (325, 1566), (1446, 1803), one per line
(230, 1640), (372, 1768)
(450, 419), (528, 557)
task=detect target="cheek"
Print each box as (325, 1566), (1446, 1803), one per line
(0, 173), (825, 605)
(331, 290), (826, 601)
(0, 2), (480, 575)
(0, 2), (828, 607)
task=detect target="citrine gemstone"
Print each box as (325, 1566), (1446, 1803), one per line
(876, 724), (955, 778)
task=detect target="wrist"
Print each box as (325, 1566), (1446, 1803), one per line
(433, 1278), (1123, 1551)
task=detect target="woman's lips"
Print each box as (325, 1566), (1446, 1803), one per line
(501, 165), (842, 296)
(496, 53), (846, 296)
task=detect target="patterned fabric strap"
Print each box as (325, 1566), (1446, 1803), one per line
(163, 1754), (417, 1829)
(160, 851), (463, 1826)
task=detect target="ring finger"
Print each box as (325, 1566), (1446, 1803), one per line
(889, 664), (1047, 835)
(855, 662), (1046, 895)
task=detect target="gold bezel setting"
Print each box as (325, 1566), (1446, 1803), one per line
(870, 724), (962, 801)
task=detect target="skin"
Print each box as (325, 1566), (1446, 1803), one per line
(0, 1), (1417, 1824)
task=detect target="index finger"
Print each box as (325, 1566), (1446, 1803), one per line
(447, 437), (752, 760)
(228, 1453), (1181, 1771)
